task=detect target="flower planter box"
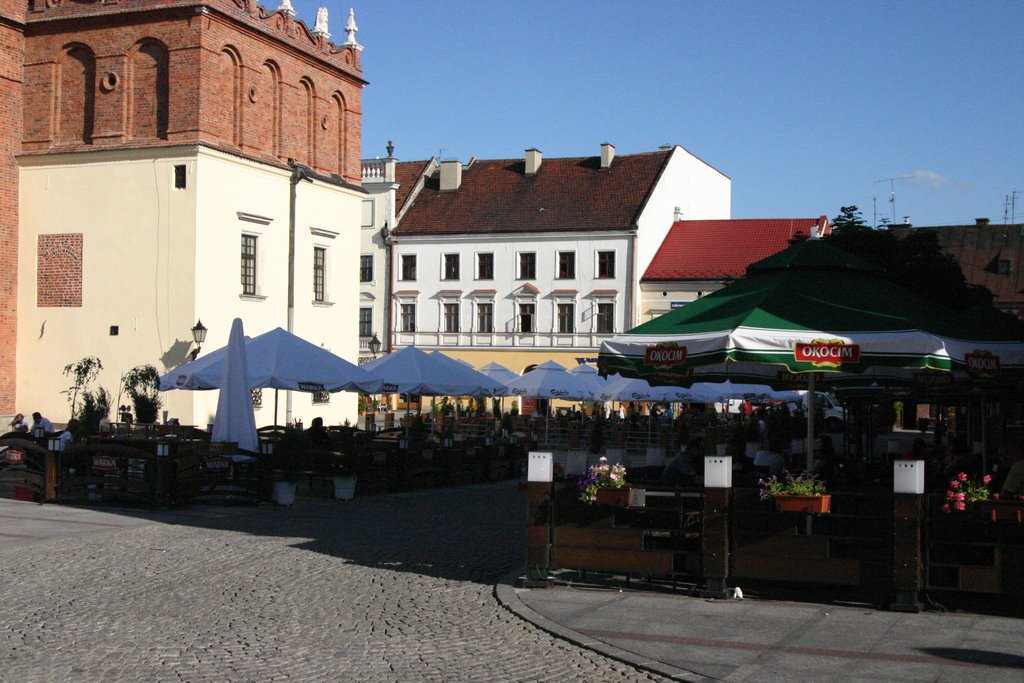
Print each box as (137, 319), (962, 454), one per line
(774, 494), (831, 514)
(977, 499), (1024, 523)
(595, 487), (644, 508)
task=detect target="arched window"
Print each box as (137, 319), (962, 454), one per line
(130, 39), (169, 140)
(299, 77), (316, 166)
(332, 92), (347, 176)
(59, 44), (95, 144)
(261, 61), (282, 157)
(219, 47), (242, 146)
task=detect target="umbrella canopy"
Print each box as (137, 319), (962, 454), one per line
(504, 360), (596, 401)
(568, 364), (608, 399)
(211, 318), (258, 452)
(600, 374), (695, 403)
(428, 351), (507, 397)
(477, 362), (519, 397)
(361, 346), (499, 397)
(600, 239), (1024, 383)
(160, 327), (377, 393)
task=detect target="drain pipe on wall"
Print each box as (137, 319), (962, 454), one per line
(287, 160), (313, 424)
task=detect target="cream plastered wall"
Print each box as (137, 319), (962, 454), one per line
(18, 147), (200, 425)
(18, 146), (362, 428)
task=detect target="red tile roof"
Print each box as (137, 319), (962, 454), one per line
(394, 160), (435, 214)
(643, 218), (830, 281)
(394, 150), (674, 236)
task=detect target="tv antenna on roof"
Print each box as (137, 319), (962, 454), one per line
(873, 176), (915, 227)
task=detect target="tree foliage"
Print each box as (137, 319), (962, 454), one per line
(63, 356), (103, 419)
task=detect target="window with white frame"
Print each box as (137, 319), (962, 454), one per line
(360, 254), (373, 283)
(444, 302), (460, 333)
(443, 253), (460, 280)
(596, 302), (615, 334)
(400, 303), (416, 332)
(476, 302), (493, 333)
(518, 252), (536, 279)
(241, 234), (258, 295)
(557, 302), (575, 334)
(400, 254), (417, 281)
(359, 307), (372, 337)
(361, 199), (375, 227)
(597, 251), (615, 278)
(477, 253), (494, 280)
(557, 251), (575, 279)
(519, 302), (535, 333)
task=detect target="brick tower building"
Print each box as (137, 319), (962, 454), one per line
(1, 1), (368, 427)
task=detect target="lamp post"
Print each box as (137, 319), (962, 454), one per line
(190, 319), (208, 360)
(368, 333), (381, 359)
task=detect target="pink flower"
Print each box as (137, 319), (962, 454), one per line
(955, 501), (966, 511)
(950, 480), (960, 489)
(958, 472), (969, 482)
(955, 492), (965, 501)
(941, 503), (951, 513)
(983, 475), (992, 484)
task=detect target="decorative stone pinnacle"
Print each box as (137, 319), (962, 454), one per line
(344, 8), (362, 50)
(311, 6), (331, 40)
(276, 0), (296, 17)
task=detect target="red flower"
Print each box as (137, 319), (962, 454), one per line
(950, 479), (960, 489)
(958, 472), (969, 482)
(983, 474), (992, 485)
(941, 503), (951, 513)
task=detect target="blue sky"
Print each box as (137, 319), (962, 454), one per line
(291, 0), (1024, 227)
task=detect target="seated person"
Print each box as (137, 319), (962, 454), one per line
(31, 412), (54, 434)
(58, 418), (80, 445)
(1000, 441), (1024, 499)
(662, 437), (702, 482)
(305, 416), (330, 449)
(9, 413), (28, 433)
(754, 437), (788, 477)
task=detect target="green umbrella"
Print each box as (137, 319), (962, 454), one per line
(599, 239), (1024, 466)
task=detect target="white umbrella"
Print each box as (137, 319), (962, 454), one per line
(478, 362), (518, 396)
(160, 327), (377, 393)
(504, 361), (595, 443)
(211, 318), (258, 452)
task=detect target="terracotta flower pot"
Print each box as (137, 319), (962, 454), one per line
(595, 487), (632, 508)
(774, 494), (831, 514)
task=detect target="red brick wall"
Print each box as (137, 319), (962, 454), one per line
(37, 233), (83, 308)
(23, 0), (364, 181)
(0, 3), (24, 413)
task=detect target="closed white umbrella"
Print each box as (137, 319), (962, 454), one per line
(211, 318), (258, 452)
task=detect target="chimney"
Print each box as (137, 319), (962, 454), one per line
(976, 218), (990, 225)
(673, 207), (683, 222)
(440, 159), (462, 191)
(524, 148), (542, 175)
(600, 142), (615, 169)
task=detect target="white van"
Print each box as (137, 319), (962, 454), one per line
(789, 391), (846, 433)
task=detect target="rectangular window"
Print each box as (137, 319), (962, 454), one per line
(519, 252), (536, 279)
(360, 254), (373, 283)
(401, 303), (416, 332)
(477, 303), (493, 333)
(361, 199), (375, 227)
(401, 254), (417, 281)
(519, 303), (535, 333)
(557, 303), (575, 334)
(477, 253), (494, 280)
(359, 307), (372, 337)
(313, 247), (326, 302)
(444, 302), (460, 332)
(597, 251), (615, 278)
(241, 234), (257, 295)
(444, 253), (460, 280)
(596, 303), (614, 334)
(557, 251), (576, 279)
(173, 164), (186, 189)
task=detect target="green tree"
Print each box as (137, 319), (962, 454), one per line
(831, 205), (870, 232)
(63, 356), (103, 419)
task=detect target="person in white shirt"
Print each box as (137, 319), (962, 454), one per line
(9, 413), (28, 433)
(754, 437), (788, 477)
(58, 419), (80, 445)
(31, 412), (54, 434)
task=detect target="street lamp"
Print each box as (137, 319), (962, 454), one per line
(190, 319), (208, 360)
(368, 333), (382, 359)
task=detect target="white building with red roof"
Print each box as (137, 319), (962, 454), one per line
(641, 217), (830, 321)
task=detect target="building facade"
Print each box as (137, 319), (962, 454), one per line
(386, 144), (731, 373)
(5, 0), (368, 427)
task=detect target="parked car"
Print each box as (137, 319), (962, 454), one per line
(788, 392), (846, 433)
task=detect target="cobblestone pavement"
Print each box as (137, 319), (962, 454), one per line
(0, 483), (669, 682)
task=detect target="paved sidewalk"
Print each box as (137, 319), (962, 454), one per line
(498, 575), (1024, 681)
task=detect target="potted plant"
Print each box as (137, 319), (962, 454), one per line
(759, 470), (830, 513)
(121, 364), (162, 424)
(269, 429), (304, 506)
(578, 456), (637, 507)
(331, 427), (358, 501)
